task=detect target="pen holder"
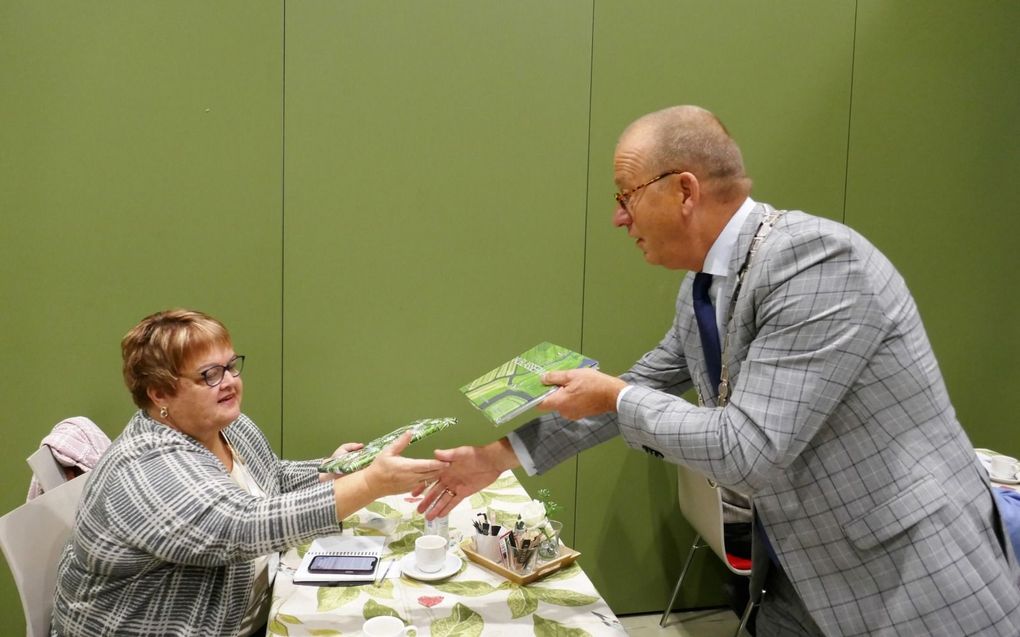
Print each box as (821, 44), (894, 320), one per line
(473, 533), (502, 563)
(506, 544), (538, 576)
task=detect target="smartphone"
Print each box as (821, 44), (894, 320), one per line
(307, 554), (378, 575)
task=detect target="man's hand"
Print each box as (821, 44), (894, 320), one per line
(538, 368), (627, 420)
(414, 439), (520, 520)
(361, 431), (448, 496)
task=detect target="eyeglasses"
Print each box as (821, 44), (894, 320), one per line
(197, 355), (245, 387)
(613, 170), (684, 214)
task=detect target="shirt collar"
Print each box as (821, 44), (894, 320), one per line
(700, 197), (756, 277)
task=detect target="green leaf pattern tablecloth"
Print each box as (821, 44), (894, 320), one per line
(269, 471), (625, 636)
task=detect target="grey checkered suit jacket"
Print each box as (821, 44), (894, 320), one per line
(513, 203), (1020, 636)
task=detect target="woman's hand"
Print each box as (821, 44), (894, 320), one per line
(362, 431), (447, 496)
(330, 442), (364, 456)
(318, 442), (365, 482)
(331, 432), (449, 519)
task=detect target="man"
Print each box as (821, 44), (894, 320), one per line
(417, 105), (1020, 636)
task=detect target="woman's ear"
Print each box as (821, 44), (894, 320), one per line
(147, 385), (168, 409)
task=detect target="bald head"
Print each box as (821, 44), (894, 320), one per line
(619, 105), (752, 202)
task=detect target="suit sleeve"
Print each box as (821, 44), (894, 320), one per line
(617, 226), (889, 493)
(511, 297), (696, 474)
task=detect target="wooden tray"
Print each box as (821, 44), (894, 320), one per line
(459, 539), (580, 585)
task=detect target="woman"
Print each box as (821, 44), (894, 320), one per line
(52, 309), (446, 636)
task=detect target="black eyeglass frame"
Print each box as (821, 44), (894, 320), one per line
(197, 355), (245, 387)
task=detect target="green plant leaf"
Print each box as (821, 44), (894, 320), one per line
(386, 532), (419, 556)
(342, 514), (360, 528)
(295, 541), (313, 559)
(507, 586), (538, 619)
(538, 562), (580, 583)
(267, 618), (289, 636)
(317, 586), (361, 611)
(365, 500), (401, 518)
(533, 614), (592, 637)
(277, 613), (302, 624)
(487, 475), (519, 490)
(469, 492), (493, 508)
(364, 579), (395, 599)
(529, 587), (599, 607)
(308, 630), (343, 636)
(432, 580), (498, 597)
(363, 598), (403, 622)
(430, 602), (484, 637)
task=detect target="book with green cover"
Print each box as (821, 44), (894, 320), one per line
(317, 417), (457, 474)
(460, 342), (598, 425)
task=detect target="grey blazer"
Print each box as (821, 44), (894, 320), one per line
(513, 203), (1020, 635)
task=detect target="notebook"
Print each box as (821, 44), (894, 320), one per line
(293, 534), (386, 584)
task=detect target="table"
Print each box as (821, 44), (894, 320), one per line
(268, 471), (626, 636)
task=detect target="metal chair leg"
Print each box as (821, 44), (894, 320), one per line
(734, 598), (756, 636)
(659, 534), (705, 627)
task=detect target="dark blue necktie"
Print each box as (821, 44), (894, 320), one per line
(692, 272), (722, 395)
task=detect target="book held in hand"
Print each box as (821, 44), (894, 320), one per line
(318, 417), (457, 474)
(460, 342), (598, 425)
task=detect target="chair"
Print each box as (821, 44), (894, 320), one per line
(27, 446), (70, 494)
(660, 464), (757, 636)
(0, 472), (89, 637)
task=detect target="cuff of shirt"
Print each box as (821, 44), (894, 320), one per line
(616, 385), (634, 412)
(506, 432), (538, 476)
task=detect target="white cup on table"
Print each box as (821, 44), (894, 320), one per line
(363, 615), (416, 637)
(415, 534), (447, 573)
(990, 455), (1020, 481)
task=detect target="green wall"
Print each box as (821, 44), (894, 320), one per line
(1, 0), (1017, 629)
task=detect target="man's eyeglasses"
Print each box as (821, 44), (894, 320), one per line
(614, 170), (684, 213)
(198, 355), (245, 387)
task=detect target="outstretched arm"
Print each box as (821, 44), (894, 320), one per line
(414, 438), (521, 520)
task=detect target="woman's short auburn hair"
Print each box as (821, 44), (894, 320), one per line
(121, 309), (232, 409)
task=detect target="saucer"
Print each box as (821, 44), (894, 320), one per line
(400, 553), (462, 581)
(991, 472), (1020, 485)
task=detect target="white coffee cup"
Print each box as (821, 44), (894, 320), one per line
(415, 534), (447, 573)
(991, 455), (1019, 481)
(363, 615), (416, 637)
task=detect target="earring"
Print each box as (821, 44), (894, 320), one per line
(160, 405), (168, 418)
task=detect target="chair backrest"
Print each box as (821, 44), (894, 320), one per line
(27, 446), (69, 493)
(675, 463), (751, 576)
(0, 472), (89, 637)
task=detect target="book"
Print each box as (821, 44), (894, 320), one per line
(293, 534), (386, 585)
(317, 417), (457, 474)
(459, 342), (598, 425)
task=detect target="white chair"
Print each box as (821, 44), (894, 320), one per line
(660, 464), (756, 635)
(0, 472), (89, 637)
(27, 446), (69, 493)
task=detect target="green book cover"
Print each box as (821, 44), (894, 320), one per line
(460, 342), (598, 425)
(318, 417), (457, 474)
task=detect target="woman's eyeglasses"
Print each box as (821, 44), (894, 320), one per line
(198, 355), (245, 387)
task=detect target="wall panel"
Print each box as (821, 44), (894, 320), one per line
(281, 0), (593, 555)
(0, 2), (284, 631)
(579, 0), (856, 613)
(845, 0), (1020, 455)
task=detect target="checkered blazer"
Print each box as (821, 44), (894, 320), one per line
(513, 203), (1020, 635)
(52, 412), (341, 636)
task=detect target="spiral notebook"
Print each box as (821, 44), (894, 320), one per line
(293, 534), (386, 584)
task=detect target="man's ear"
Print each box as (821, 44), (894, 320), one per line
(676, 171), (700, 214)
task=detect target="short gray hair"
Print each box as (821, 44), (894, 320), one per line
(625, 105), (752, 200)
